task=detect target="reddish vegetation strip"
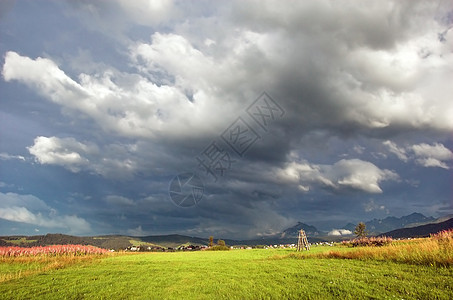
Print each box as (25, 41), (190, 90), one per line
(431, 228), (453, 240)
(342, 236), (393, 247)
(0, 245), (107, 257)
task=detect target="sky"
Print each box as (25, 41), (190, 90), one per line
(0, 0), (452, 239)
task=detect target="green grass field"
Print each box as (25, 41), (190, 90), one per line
(1, 245), (452, 299)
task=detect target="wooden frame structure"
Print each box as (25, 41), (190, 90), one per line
(297, 229), (310, 251)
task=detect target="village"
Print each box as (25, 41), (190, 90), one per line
(124, 242), (336, 252)
(123, 229), (336, 252)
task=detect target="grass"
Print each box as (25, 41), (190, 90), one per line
(0, 245), (108, 283)
(0, 255), (105, 283)
(0, 236), (452, 299)
(1, 238), (37, 245)
(289, 230), (453, 267)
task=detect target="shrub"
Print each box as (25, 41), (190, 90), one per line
(342, 236), (393, 247)
(205, 245), (230, 251)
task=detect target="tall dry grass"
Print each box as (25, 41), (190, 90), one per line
(0, 245), (110, 283)
(0, 255), (106, 283)
(290, 229), (453, 267)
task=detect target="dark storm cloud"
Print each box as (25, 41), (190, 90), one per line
(0, 0), (452, 238)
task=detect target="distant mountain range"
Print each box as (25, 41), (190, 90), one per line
(342, 212), (436, 234)
(1, 213), (451, 249)
(278, 212), (439, 238)
(379, 217), (453, 238)
(280, 222), (320, 238)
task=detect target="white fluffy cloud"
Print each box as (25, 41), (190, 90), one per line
(412, 143), (453, 169)
(328, 229), (352, 236)
(0, 206), (38, 224)
(276, 158), (398, 194)
(384, 141), (453, 169)
(2, 51), (223, 140)
(0, 152), (25, 161)
(383, 141), (408, 162)
(322, 159), (399, 193)
(27, 136), (143, 178)
(0, 192), (91, 234)
(412, 143), (453, 161)
(28, 136), (95, 172)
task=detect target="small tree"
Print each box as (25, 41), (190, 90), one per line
(217, 239), (226, 247)
(209, 236), (214, 247)
(354, 222), (368, 238)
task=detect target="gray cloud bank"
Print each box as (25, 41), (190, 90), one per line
(0, 0), (452, 238)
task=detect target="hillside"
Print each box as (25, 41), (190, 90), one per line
(0, 233), (324, 250)
(343, 212), (435, 234)
(0, 234), (136, 250)
(2, 213), (449, 249)
(379, 217), (453, 238)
